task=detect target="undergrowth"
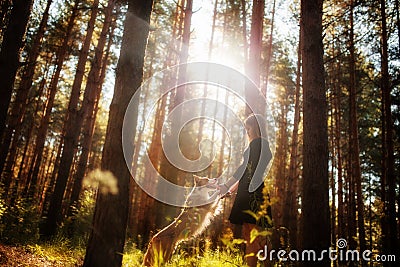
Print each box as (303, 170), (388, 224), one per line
(122, 244), (246, 267)
(0, 190), (251, 266)
(26, 237), (85, 266)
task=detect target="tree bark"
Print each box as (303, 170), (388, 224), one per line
(83, 1), (153, 266)
(300, 0), (330, 266)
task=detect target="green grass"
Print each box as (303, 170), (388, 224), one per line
(1, 239), (249, 267)
(122, 242), (246, 267)
(122, 243), (145, 267)
(166, 249), (245, 267)
(27, 238), (85, 266)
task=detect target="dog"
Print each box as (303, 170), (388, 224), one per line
(142, 176), (222, 266)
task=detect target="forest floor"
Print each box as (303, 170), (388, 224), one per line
(0, 243), (83, 267)
(0, 242), (244, 266)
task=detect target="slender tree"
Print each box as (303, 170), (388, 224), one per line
(26, 0), (80, 201)
(69, 2), (117, 217)
(282, 26), (302, 250)
(348, 1), (366, 263)
(379, 0), (398, 262)
(41, 0), (101, 238)
(0, 0), (53, 196)
(0, 0), (11, 33)
(240, 0), (248, 64)
(246, 0), (265, 115)
(0, 0), (53, 178)
(264, 0), (276, 93)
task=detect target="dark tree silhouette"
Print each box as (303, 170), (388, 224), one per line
(0, 0), (33, 148)
(300, 0), (330, 266)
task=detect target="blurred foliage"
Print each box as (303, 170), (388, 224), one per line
(0, 196), (40, 245)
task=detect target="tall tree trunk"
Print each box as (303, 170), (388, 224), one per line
(68, 1), (116, 217)
(246, 0), (264, 116)
(273, 103), (289, 227)
(10, 74), (48, 204)
(140, 0), (182, 235)
(0, 0), (53, 195)
(41, 0), (102, 239)
(348, 1), (366, 264)
(240, 0), (248, 66)
(40, 137), (63, 214)
(208, 0), (218, 59)
(83, 1), (153, 266)
(131, 83), (155, 244)
(347, 143), (357, 267)
(0, 0), (33, 142)
(283, 26), (301, 250)
(333, 42), (344, 245)
(26, 0), (80, 202)
(264, 0), (275, 94)
(300, 0), (330, 266)
(396, 0), (400, 56)
(248, 0), (264, 87)
(380, 0), (398, 262)
(0, 0), (11, 33)
(175, 0), (193, 104)
(156, 0), (193, 227)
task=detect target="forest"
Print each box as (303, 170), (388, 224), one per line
(0, 0), (399, 266)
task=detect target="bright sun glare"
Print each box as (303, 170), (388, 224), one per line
(187, 0), (295, 105)
(189, 0), (244, 71)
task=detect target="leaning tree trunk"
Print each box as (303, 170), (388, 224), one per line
(83, 1), (153, 266)
(300, 0), (330, 266)
(0, 0), (33, 143)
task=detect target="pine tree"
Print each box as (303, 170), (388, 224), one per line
(0, 0), (34, 142)
(83, 0), (154, 266)
(300, 0), (330, 266)
(41, 0), (101, 239)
